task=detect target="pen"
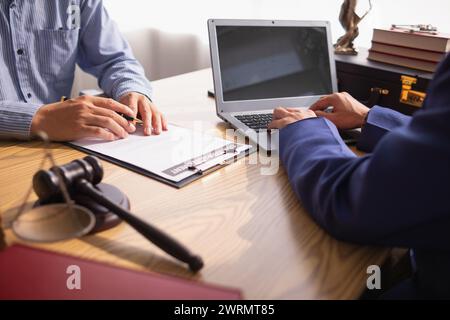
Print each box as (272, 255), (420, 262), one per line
(118, 113), (144, 125)
(60, 96), (143, 125)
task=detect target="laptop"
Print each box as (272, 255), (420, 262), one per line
(208, 19), (338, 150)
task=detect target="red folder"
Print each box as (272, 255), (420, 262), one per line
(0, 245), (241, 300)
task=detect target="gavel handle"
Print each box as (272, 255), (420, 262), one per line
(75, 179), (204, 272)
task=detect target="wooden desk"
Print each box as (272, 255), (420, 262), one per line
(0, 69), (388, 299)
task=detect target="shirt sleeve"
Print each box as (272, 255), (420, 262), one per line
(76, 0), (153, 101)
(357, 105), (412, 152)
(0, 101), (41, 140)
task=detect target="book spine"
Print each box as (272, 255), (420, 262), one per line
(368, 51), (437, 73)
(371, 40), (445, 55)
(369, 48), (441, 64)
(373, 29), (449, 53)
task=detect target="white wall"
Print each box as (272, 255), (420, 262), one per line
(104, 0), (450, 47)
(73, 0), (450, 94)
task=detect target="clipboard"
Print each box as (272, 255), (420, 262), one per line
(67, 125), (253, 189)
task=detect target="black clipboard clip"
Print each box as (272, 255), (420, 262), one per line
(187, 164), (203, 175)
(186, 144), (240, 175)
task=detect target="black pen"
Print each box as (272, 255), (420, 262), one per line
(118, 113), (144, 125)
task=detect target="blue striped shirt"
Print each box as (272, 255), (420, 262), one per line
(0, 0), (153, 139)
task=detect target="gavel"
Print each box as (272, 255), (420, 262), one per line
(33, 156), (204, 272)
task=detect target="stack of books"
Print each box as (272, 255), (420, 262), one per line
(368, 28), (450, 73)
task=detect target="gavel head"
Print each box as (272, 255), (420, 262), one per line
(33, 156), (103, 202)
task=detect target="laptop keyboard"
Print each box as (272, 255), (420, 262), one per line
(235, 113), (273, 131)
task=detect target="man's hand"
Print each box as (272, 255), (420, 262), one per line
(119, 92), (168, 135)
(30, 96), (137, 141)
(310, 92), (370, 130)
(268, 107), (317, 129)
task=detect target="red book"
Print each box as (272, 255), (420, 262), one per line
(0, 245), (241, 300)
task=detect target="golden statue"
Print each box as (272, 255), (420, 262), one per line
(335, 0), (373, 55)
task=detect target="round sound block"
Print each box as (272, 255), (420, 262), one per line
(71, 183), (130, 233)
(34, 183), (130, 234)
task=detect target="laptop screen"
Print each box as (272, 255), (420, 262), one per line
(216, 26), (333, 102)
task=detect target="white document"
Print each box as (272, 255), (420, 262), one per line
(70, 125), (252, 183)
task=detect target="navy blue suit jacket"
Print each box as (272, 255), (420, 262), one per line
(279, 54), (450, 298)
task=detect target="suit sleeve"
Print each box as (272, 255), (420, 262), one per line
(356, 105), (411, 152)
(279, 112), (450, 251)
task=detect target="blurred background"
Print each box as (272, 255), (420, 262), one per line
(72, 0), (450, 95)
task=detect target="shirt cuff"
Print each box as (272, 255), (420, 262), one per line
(357, 105), (411, 152)
(0, 102), (42, 140)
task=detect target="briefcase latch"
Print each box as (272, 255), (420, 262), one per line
(400, 75), (426, 108)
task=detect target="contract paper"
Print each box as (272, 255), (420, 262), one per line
(70, 125), (252, 183)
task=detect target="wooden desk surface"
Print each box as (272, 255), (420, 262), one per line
(0, 69), (388, 299)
